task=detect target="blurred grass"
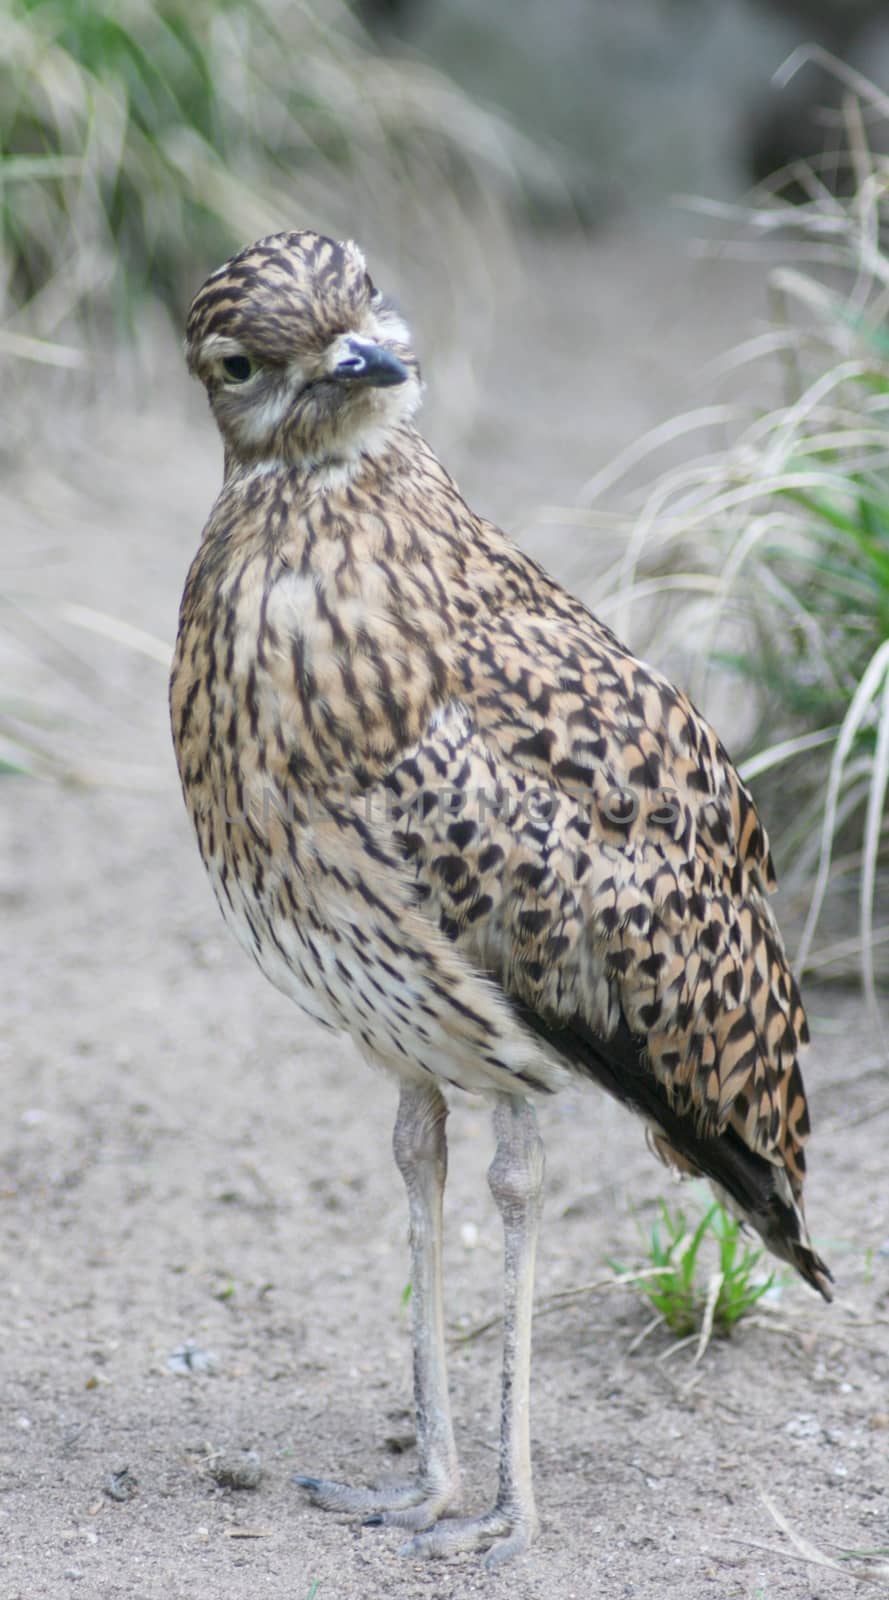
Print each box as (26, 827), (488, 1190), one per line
(1, 0), (560, 778)
(577, 54), (889, 1001)
(1, 0), (557, 369)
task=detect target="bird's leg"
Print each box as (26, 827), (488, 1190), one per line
(403, 1092), (545, 1566)
(383, 1078), (462, 1522)
(295, 1079), (461, 1527)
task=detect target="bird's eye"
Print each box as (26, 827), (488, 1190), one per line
(222, 354), (254, 384)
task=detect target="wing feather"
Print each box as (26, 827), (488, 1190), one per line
(382, 609), (811, 1201)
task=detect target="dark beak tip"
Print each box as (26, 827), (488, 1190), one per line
(335, 340), (409, 389)
(374, 362), (409, 389)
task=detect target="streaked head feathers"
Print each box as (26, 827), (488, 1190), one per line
(186, 230), (421, 469)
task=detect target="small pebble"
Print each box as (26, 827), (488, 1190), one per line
(384, 1432), (415, 1455)
(167, 1340), (218, 1375)
(784, 1414), (821, 1440)
(208, 1450), (262, 1490)
(104, 1465), (138, 1502)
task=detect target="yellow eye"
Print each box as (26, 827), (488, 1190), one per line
(222, 354), (253, 383)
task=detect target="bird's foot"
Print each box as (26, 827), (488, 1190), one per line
(399, 1501), (538, 1567)
(294, 1471), (459, 1532)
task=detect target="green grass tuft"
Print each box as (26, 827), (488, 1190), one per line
(611, 1197), (774, 1340)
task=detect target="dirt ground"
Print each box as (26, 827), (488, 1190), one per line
(3, 225), (888, 1600)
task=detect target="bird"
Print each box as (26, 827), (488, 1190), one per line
(170, 228), (832, 1567)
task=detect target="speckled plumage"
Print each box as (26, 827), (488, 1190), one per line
(171, 230), (831, 1564)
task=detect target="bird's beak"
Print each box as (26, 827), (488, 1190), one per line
(331, 337), (409, 388)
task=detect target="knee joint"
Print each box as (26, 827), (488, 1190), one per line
(487, 1124), (545, 1211)
(393, 1087), (448, 1180)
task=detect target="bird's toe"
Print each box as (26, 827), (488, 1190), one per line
(293, 1471), (458, 1523)
(366, 1487), (459, 1532)
(399, 1504), (537, 1564)
(294, 1474), (390, 1514)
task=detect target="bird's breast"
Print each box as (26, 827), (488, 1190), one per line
(170, 512), (460, 944)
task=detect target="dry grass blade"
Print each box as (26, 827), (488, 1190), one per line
(861, 667), (889, 1017)
(760, 1491), (889, 1588)
(694, 1271), (722, 1364)
(773, 44), (889, 122)
(450, 1267), (671, 1345)
(803, 923), (889, 978)
(796, 640), (889, 993)
(738, 726), (840, 783)
(57, 602), (172, 667)
(0, 329), (87, 368)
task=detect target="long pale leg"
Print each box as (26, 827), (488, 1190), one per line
(295, 1079), (461, 1527)
(402, 1092), (545, 1566)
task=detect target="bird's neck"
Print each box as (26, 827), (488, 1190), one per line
(223, 423), (446, 516)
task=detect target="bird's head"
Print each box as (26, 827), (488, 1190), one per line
(185, 230), (422, 472)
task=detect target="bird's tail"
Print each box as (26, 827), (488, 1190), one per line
(519, 1003), (834, 1301)
(740, 1176), (834, 1302)
(649, 1128), (833, 1302)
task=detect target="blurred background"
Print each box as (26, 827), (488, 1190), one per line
(3, 0), (888, 996)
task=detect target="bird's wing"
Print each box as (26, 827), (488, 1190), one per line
(380, 609), (812, 1200)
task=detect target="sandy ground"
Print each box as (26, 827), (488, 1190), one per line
(3, 225), (888, 1600)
